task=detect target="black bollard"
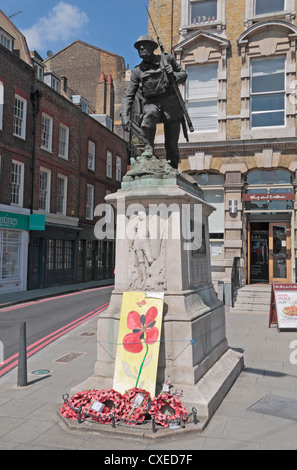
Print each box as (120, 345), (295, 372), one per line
(17, 322), (27, 387)
(152, 417), (156, 434)
(192, 407), (198, 425)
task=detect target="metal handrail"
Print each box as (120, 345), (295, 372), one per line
(231, 257), (241, 308)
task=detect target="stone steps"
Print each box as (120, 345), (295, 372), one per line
(229, 285), (272, 313)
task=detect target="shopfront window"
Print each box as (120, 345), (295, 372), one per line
(193, 172), (225, 258)
(244, 170), (294, 211)
(47, 239), (74, 271)
(246, 169), (293, 185)
(0, 230), (21, 280)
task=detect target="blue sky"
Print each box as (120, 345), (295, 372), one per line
(2, 1), (149, 68)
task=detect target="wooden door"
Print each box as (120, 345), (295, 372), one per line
(268, 222), (290, 283)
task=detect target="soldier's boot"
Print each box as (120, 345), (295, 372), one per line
(141, 126), (156, 157)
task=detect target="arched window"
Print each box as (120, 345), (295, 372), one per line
(245, 169), (293, 185)
(244, 169), (294, 211)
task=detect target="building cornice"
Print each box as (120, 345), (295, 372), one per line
(155, 137), (297, 156)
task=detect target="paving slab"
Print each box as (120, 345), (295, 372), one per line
(0, 286), (297, 450)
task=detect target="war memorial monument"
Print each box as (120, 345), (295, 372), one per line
(68, 33), (244, 434)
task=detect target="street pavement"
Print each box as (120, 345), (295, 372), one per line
(0, 282), (297, 451)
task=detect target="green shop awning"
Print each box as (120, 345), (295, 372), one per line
(0, 211), (45, 231)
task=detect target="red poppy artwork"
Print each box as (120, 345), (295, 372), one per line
(123, 307), (159, 353)
(113, 292), (164, 397)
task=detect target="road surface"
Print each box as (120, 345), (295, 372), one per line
(0, 285), (113, 378)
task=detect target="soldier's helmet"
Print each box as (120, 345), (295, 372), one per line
(134, 35), (158, 50)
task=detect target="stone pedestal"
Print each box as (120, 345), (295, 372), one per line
(71, 168), (243, 423)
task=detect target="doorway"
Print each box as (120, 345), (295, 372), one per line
(248, 222), (291, 284)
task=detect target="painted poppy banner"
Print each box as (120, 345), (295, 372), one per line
(113, 291), (164, 398)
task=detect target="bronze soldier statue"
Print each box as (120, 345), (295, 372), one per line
(121, 35), (188, 170)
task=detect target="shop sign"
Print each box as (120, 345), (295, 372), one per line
(29, 214), (45, 231)
(269, 283), (297, 331)
(0, 211), (29, 230)
(0, 211), (45, 231)
(243, 193), (294, 202)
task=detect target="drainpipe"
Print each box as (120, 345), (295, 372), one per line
(28, 85), (41, 291)
(30, 85), (40, 214)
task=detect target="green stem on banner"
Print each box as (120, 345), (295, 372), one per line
(135, 342), (149, 388)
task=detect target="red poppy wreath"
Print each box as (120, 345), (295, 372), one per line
(150, 392), (188, 428)
(61, 389), (124, 424)
(61, 390), (94, 420)
(83, 389), (124, 424)
(121, 387), (152, 425)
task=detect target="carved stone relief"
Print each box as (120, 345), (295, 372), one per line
(127, 212), (167, 290)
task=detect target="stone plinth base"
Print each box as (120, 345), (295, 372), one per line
(70, 170), (244, 426)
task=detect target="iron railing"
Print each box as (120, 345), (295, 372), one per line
(231, 257), (241, 308)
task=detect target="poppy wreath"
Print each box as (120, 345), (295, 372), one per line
(82, 389), (124, 424)
(61, 390), (94, 420)
(149, 392), (188, 428)
(121, 387), (152, 425)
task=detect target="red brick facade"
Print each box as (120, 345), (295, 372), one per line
(0, 37), (127, 292)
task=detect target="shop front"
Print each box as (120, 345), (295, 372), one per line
(0, 208), (45, 294)
(27, 223), (79, 290)
(244, 169), (294, 285)
(77, 224), (115, 283)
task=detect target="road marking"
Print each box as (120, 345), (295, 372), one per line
(0, 285), (113, 313)
(0, 302), (109, 378)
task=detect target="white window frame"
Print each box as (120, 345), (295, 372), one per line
(245, 0), (295, 26)
(186, 62), (218, 132)
(116, 156), (122, 182)
(13, 95), (27, 140)
(87, 140), (95, 170)
(0, 230), (22, 282)
(58, 124), (69, 159)
(34, 63), (44, 81)
(189, 0), (218, 24)
(250, 56), (286, 129)
(0, 29), (14, 51)
(180, 0), (225, 33)
(106, 151), (113, 178)
(41, 113), (53, 152)
(39, 168), (51, 212)
(86, 184), (94, 220)
(254, 0), (285, 15)
(57, 175), (67, 215)
(52, 76), (61, 93)
(10, 160), (24, 207)
(0, 81), (3, 131)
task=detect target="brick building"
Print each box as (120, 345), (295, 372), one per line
(77, 108), (127, 283)
(0, 33), (34, 294)
(0, 10), (127, 294)
(43, 40), (128, 138)
(148, 0), (297, 300)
